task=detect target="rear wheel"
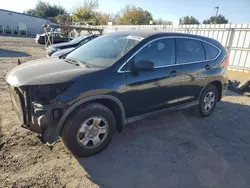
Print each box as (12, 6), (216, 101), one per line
(195, 84), (218, 117)
(61, 103), (116, 157)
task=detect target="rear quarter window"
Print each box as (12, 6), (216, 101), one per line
(203, 42), (220, 60)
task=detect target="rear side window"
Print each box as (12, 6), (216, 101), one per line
(203, 42), (220, 60)
(177, 38), (205, 64)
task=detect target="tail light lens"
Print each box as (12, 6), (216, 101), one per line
(222, 55), (229, 67)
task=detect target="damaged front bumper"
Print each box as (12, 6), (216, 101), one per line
(9, 85), (69, 145)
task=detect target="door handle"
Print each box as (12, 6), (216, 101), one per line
(169, 71), (177, 77)
(205, 64), (212, 70)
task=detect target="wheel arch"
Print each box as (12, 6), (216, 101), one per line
(200, 80), (223, 101)
(55, 95), (126, 140)
(209, 80), (223, 101)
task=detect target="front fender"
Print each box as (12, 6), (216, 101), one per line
(47, 95), (126, 144)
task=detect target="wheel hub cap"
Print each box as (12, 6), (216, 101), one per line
(203, 91), (215, 113)
(88, 127), (99, 138)
(77, 117), (108, 148)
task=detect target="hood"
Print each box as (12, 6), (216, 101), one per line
(50, 42), (76, 49)
(51, 48), (75, 57)
(6, 57), (99, 87)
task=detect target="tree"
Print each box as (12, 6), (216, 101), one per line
(179, 16), (200, 24)
(118, 5), (153, 25)
(24, 1), (66, 18)
(153, 18), (172, 25)
(54, 14), (73, 25)
(72, 0), (99, 24)
(98, 13), (120, 25)
(203, 15), (229, 24)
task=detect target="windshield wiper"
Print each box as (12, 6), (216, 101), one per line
(64, 58), (91, 68)
(64, 58), (79, 66)
(60, 53), (67, 59)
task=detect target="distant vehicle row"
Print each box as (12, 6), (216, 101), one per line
(35, 32), (73, 44)
(47, 34), (100, 57)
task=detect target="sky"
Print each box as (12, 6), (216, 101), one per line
(1, 0), (250, 24)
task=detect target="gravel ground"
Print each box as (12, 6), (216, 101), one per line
(0, 36), (250, 188)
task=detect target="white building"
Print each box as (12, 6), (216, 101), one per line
(0, 9), (55, 36)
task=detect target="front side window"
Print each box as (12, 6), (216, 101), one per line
(66, 34), (142, 68)
(177, 38), (205, 64)
(133, 38), (175, 67)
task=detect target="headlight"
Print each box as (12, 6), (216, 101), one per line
(30, 83), (70, 105)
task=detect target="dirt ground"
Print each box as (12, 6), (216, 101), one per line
(1, 36), (250, 188)
(228, 70), (250, 83)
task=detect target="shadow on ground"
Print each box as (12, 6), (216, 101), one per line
(77, 95), (250, 188)
(0, 48), (30, 58)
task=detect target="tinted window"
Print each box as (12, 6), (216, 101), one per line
(69, 35), (89, 44)
(134, 38), (175, 67)
(178, 38), (205, 64)
(203, 42), (219, 60)
(53, 33), (59, 38)
(79, 38), (91, 45)
(59, 34), (67, 39)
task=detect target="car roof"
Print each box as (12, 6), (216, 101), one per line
(105, 30), (158, 38)
(41, 32), (64, 36)
(106, 30), (205, 38)
(106, 30), (222, 47)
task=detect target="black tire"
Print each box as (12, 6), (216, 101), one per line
(61, 103), (116, 157)
(195, 84), (218, 117)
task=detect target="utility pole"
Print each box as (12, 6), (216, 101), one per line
(214, 6), (219, 24)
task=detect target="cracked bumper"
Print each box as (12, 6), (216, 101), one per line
(9, 85), (68, 144)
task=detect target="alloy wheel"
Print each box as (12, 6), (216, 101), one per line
(203, 91), (215, 113)
(77, 116), (108, 148)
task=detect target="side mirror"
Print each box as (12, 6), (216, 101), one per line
(132, 60), (154, 72)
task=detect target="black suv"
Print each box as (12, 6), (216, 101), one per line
(6, 31), (228, 157)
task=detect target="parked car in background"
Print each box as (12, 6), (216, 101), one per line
(35, 32), (72, 44)
(47, 34), (100, 57)
(6, 31), (228, 157)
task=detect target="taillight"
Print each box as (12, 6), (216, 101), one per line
(222, 55), (229, 67)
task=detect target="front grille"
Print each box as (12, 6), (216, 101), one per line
(9, 85), (24, 124)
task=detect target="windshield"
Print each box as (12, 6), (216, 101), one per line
(69, 35), (89, 44)
(66, 34), (143, 68)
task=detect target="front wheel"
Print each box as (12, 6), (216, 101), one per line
(61, 103), (116, 157)
(195, 84), (218, 117)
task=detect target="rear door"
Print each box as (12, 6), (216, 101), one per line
(176, 38), (207, 103)
(123, 38), (183, 118)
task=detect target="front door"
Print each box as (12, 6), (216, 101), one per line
(123, 38), (183, 118)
